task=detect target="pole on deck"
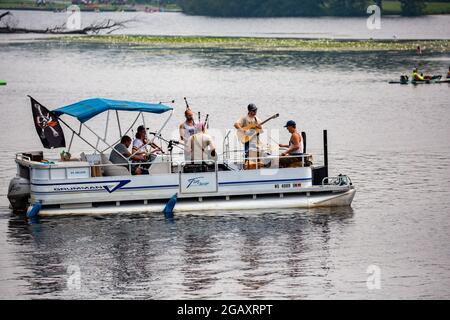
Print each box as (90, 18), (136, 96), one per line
(323, 129), (329, 178)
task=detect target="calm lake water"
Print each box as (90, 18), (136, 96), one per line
(1, 13), (450, 299)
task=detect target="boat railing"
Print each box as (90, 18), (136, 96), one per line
(28, 158), (181, 180)
(25, 150), (315, 181)
(221, 149), (313, 170)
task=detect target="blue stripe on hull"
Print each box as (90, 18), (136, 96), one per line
(31, 178), (312, 195)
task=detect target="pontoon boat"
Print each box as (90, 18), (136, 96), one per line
(8, 97), (355, 217)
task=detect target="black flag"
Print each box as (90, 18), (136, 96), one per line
(29, 96), (66, 149)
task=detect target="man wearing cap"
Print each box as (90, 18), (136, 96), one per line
(279, 120), (303, 167)
(234, 103), (263, 161)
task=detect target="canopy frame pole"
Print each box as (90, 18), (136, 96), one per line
(82, 123), (116, 155)
(141, 112), (146, 131)
(150, 109), (173, 145)
(94, 137), (101, 154)
(116, 110), (122, 138)
(104, 110), (110, 141)
(101, 112), (142, 154)
(67, 122), (82, 153)
(59, 118), (131, 168)
(94, 110), (111, 153)
(128, 110), (174, 160)
(58, 118), (100, 152)
(68, 131), (75, 153)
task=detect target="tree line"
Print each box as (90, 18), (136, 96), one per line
(176, 0), (431, 17)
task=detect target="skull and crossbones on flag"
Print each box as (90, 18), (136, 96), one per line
(29, 96), (66, 149)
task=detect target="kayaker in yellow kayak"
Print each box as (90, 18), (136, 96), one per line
(447, 67), (450, 79)
(411, 68), (437, 81)
(411, 68), (425, 81)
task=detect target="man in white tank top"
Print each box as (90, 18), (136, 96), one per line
(179, 109), (198, 160)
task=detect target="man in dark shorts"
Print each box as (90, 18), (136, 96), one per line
(110, 135), (146, 175)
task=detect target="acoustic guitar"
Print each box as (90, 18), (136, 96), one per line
(237, 113), (279, 144)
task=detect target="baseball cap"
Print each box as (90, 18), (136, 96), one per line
(284, 120), (296, 128)
(247, 103), (257, 112)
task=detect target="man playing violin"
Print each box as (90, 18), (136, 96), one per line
(132, 125), (163, 174)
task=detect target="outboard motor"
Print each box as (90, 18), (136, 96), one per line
(7, 176), (31, 213)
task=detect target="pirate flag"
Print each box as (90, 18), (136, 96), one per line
(29, 96), (66, 149)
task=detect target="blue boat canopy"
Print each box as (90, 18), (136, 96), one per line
(53, 98), (173, 123)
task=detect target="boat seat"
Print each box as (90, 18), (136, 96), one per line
(80, 152), (103, 177)
(100, 153), (130, 177)
(85, 153), (102, 164)
(80, 152), (87, 162)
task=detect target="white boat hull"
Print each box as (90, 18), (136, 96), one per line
(12, 151), (356, 218)
(37, 187), (355, 217)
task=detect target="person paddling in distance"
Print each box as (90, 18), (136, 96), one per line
(234, 103), (263, 161)
(411, 68), (438, 81)
(279, 120), (304, 168)
(179, 108), (198, 160)
(411, 68), (425, 81)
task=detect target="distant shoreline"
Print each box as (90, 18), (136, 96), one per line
(0, 4), (182, 13)
(1, 7), (449, 15)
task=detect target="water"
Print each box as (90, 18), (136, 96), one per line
(1, 18), (450, 299)
(2, 10), (450, 40)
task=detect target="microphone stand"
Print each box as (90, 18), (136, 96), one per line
(148, 131), (184, 162)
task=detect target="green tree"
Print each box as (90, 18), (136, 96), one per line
(177, 0), (429, 17)
(325, 0), (370, 16)
(375, 0), (382, 11)
(178, 0), (324, 17)
(400, 0), (426, 16)
(254, 0), (323, 17)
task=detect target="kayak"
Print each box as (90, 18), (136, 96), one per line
(0, 80), (6, 86)
(389, 78), (450, 85)
(389, 79), (450, 84)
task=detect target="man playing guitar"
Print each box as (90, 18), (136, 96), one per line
(234, 103), (262, 161)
